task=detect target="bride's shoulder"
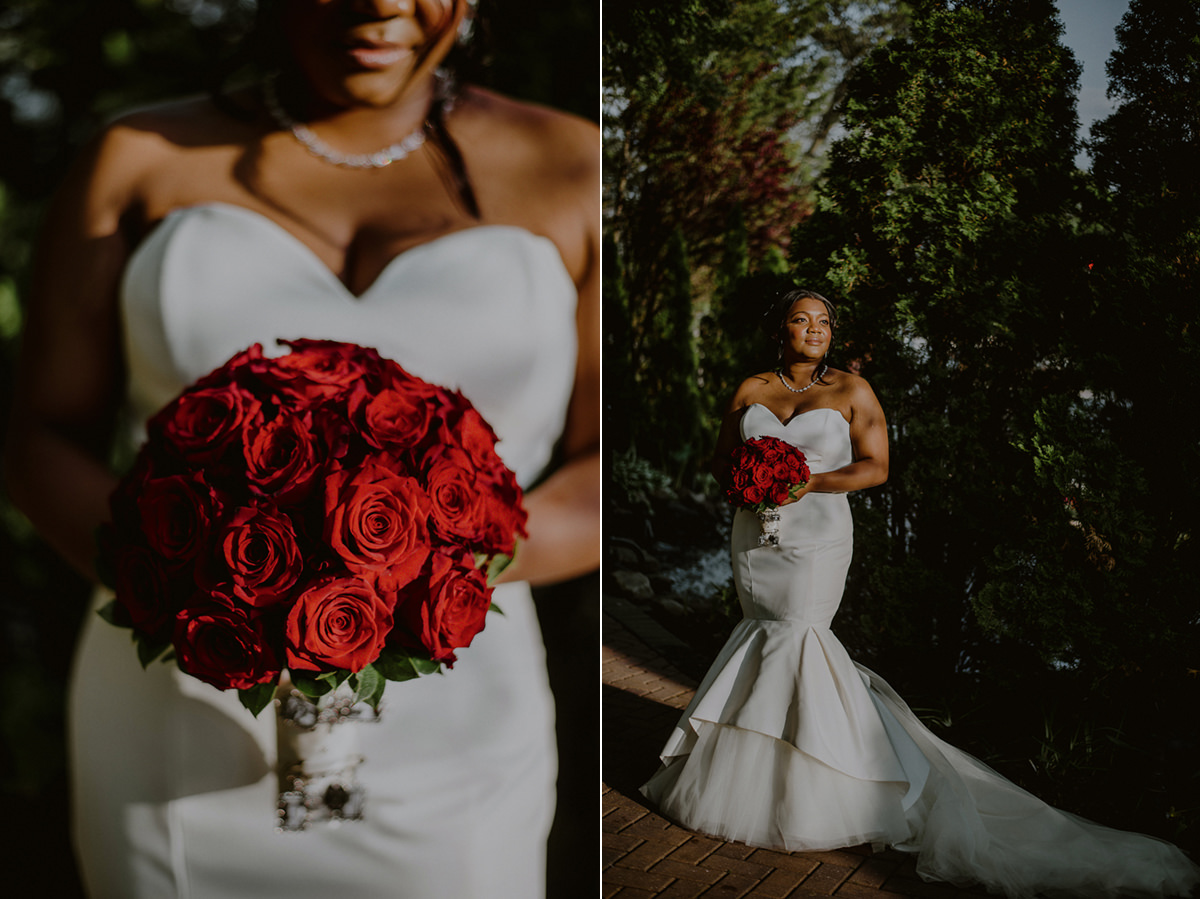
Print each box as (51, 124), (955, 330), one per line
(455, 86), (597, 184)
(729, 372), (776, 409)
(76, 95), (244, 201)
(99, 94), (244, 154)
(827, 368), (884, 418)
(825, 367), (875, 394)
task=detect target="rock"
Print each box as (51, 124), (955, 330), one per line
(607, 536), (660, 571)
(649, 573), (676, 595)
(655, 597), (687, 616)
(610, 545), (641, 568)
(611, 569), (653, 601)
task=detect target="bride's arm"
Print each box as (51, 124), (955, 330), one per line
(493, 271), (599, 586)
(709, 375), (771, 488)
(2, 124), (146, 582)
(802, 374), (889, 497)
(493, 121), (600, 588)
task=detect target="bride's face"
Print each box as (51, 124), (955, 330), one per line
(282, 0), (465, 111)
(782, 299), (833, 362)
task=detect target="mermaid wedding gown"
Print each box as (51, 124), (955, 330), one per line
(68, 203), (577, 898)
(641, 403), (1200, 898)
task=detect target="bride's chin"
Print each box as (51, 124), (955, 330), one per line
(315, 66), (431, 112)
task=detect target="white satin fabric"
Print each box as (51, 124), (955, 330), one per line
(69, 203), (577, 898)
(642, 403), (1200, 898)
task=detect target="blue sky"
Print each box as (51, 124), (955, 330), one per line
(1055, 0), (1129, 164)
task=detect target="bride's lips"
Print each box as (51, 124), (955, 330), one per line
(341, 39), (415, 71)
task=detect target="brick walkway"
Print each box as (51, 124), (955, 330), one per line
(601, 596), (991, 899)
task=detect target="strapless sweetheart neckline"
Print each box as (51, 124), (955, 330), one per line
(744, 402), (850, 428)
(150, 202), (567, 301)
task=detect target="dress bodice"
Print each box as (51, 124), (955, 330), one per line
(120, 202), (578, 487)
(739, 404), (854, 473)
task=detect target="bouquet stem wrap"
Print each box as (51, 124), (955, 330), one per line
(755, 507), (783, 547)
(275, 679), (379, 831)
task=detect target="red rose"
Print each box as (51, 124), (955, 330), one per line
(349, 377), (442, 453)
(190, 343), (266, 390)
(136, 473), (220, 564)
(396, 551), (492, 665)
(216, 501), (303, 608)
(479, 482), (528, 553)
(423, 447), (488, 539)
(262, 339), (385, 402)
(422, 447), (527, 555)
(440, 405), (502, 470)
(725, 437), (808, 508)
(244, 409), (323, 505)
(324, 458), (432, 591)
(150, 383), (262, 464)
(173, 596), (281, 691)
(112, 545), (176, 636)
(285, 575), (394, 673)
(750, 462), (776, 489)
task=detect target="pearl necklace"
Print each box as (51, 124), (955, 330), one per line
(262, 71), (454, 170)
(777, 364), (826, 394)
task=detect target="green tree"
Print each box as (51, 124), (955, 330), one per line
(639, 226), (704, 480)
(788, 0), (1199, 840)
(790, 0), (1085, 682)
(978, 0), (1200, 838)
(984, 0), (1200, 676)
(605, 0), (910, 479)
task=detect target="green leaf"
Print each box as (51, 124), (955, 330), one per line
(238, 682), (277, 717)
(96, 599), (121, 626)
(290, 672), (333, 700)
(317, 669), (349, 691)
(136, 635), (171, 669)
(373, 646), (443, 683)
(487, 601), (505, 616)
(485, 552), (513, 586)
(353, 663), (386, 710)
(410, 656), (442, 676)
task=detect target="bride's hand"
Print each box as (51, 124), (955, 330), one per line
(780, 473), (822, 505)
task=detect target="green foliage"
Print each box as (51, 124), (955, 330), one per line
(611, 445), (674, 513)
(605, 1), (910, 479)
(237, 682), (276, 717)
(371, 645), (443, 682)
(1068, 0), (1200, 688)
(787, 0), (1095, 686)
(636, 227), (704, 481)
(1089, 0), (1200, 206)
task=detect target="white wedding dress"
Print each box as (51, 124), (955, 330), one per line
(642, 404), (1200, 898)
(68, 203), (577, 898)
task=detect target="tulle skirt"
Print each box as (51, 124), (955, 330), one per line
(643, 502), (1200, 898)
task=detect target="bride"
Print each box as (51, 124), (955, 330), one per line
(641, 289), (1200, 898)
(3, 0), (598, 897)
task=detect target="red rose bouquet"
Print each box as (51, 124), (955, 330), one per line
(98, 339), (526, 718)
(724, 436), (810, 546)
